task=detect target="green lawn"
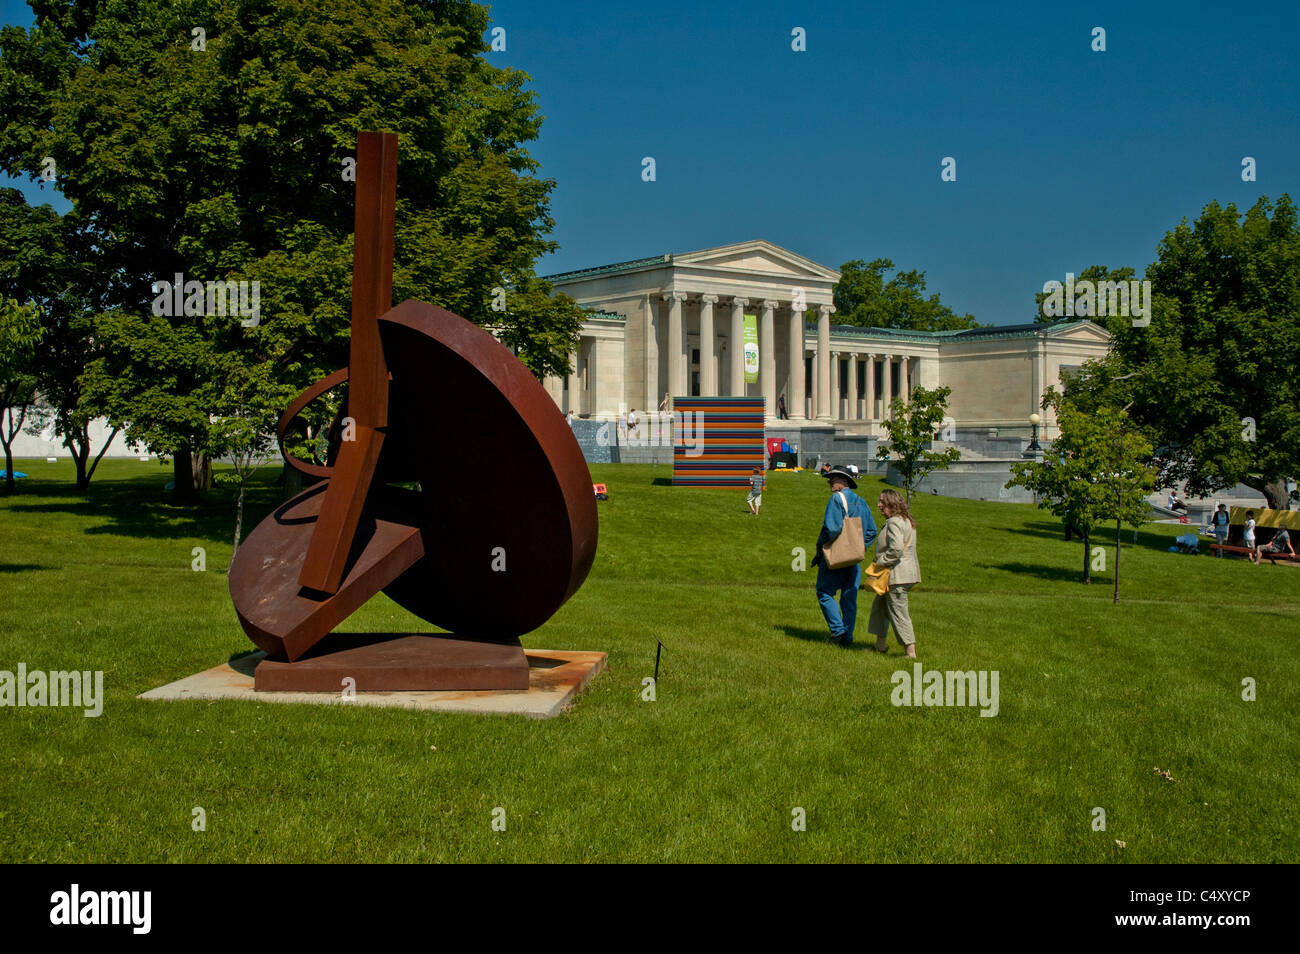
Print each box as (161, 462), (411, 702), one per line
(1, 458), (1296, 862)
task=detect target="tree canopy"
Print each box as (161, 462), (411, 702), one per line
(1056, 195), (1299, 509)
(0, 0), (586, 498)
(833, 258), (983, 331)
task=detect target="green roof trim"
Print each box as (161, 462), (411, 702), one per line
(811, 319), (1095, 343)
(546, 254), (671, 282)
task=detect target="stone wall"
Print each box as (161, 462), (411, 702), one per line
(885, 461), (1033, 503)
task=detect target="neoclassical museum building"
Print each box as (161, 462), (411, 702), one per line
(540, 240), (1112, 444)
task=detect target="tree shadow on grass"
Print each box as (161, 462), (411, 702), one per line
(977, 561), (1107, 585)
(0, 563), (46, 572)
(2, 471), (286, 543)
(779, 623), (875, 651)
(994, 520), (1177, 553)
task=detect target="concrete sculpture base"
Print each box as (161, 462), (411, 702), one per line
(140, 648), (606, 719)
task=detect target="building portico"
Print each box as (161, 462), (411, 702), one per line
(544, 240), (1111, 442)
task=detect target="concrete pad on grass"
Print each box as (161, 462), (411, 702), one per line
(139, 648), (606, 719)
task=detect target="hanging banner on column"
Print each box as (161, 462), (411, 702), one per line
(743, 314), (759, 384)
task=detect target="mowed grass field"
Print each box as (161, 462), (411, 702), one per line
(1, 458), (1297, 863)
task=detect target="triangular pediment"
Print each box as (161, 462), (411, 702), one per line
(1046, 319), (1112, 343)
(673, 240), (841, 282)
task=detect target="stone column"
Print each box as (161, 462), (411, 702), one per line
(847, 354), (859, 421)
(829, 352), (840, 421)
(543, 375), (562, 408)
(787, 304), (806, 420)
(729, 297), (748, 396)
(900, 354), (910, 401)
(760, 299), (777, 419)
(566, 347), (580, 415)
(816, 304), (833, 421)
(864, 353), (875, 422)
(643, 294), (659, 413)
(664, 290), (687, 405)
(699, 294), (717, 396)
(881, 354), (893, 420)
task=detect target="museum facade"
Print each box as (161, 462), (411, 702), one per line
(540, 240), (1112, 442)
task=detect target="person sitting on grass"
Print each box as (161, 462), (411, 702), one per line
(747, 467), (765, 516)
(1252, 525), (1295, 564)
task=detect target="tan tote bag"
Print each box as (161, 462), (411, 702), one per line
(822, 492), (866, 570)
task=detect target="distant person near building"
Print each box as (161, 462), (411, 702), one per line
(627, 408), (639, 439)
(777, 393), (788, 419)
(747, 468), (765, 516)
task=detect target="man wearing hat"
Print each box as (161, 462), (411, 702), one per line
(810, 465), (878, 646)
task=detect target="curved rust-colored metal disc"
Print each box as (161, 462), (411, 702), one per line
(228, 482), (425, 661)
(375, 299), (598, 636)
(228, 298), (597, 656)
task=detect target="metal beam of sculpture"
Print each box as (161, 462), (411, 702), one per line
(229, 132), (598, 674)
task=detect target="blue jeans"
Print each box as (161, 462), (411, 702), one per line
(817, 563), (861, 642)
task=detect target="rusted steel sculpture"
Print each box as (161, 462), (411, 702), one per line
(228, 132), (598, 691)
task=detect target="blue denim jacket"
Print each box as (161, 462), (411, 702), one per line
(817, 489), (878, 553)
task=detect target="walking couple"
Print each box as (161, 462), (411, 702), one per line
(810, 466), (921, 656)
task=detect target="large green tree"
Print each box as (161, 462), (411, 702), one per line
(0, 0), (585, 500)
(1033, 264), (1138, 322)
(1057, 196), (1299, 510)
(0, 188), (122, 490)
(834, 258), (984, 331)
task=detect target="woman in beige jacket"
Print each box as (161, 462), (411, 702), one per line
(867, 489), (921, 657)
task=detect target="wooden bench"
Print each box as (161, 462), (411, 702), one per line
(1211, 543), (1300, 565)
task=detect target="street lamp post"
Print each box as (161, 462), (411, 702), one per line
(1025, 412), (1043, 456)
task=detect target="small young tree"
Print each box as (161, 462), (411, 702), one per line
(1093, 413), (1157, 604)
(1009, 393), (1155, 594)
(209, 360), (289, 555)
(876, 385), (962, 502)
(0, 298), (43, 492)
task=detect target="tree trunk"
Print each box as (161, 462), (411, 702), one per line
(84, 425), (118, 488)
(172, 447), (200, 504)
(2, 403), (28, 493)
(233, 480), (246, 555)
(1263, 479), (1290, 511)
(1113, 518), (1122, 604)
(69, 426), (90, 490)
(192, 451), (213, 492)
(1243, 475), (1292, 511)
(1082, 527), (1091, 584)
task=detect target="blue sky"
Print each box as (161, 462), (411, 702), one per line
(6, 0), (1298, 324)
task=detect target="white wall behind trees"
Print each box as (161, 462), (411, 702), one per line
(2, 409), (148, 458)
